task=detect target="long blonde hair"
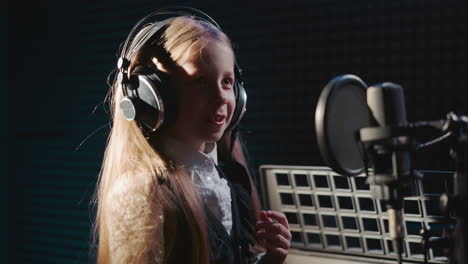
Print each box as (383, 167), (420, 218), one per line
(92, 16), (243, 264)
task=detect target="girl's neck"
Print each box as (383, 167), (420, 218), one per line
(149, 129), (209, 153)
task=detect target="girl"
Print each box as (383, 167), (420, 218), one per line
(93, 8), (291, 264)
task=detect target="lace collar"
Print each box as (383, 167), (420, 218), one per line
(159, 137), (218, 171)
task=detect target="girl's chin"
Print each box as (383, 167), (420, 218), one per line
(205, 132), (224, 142)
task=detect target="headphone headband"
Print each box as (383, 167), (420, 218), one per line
(120, 7), (222, 63)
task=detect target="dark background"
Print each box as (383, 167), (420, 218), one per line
(4, 0), (468, 263)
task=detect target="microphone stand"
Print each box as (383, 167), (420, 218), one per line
(359, 113), (468, 264)
(415, 113), (467, 264)
(442, 113), (468, 264)
(359, 130), (421, 264)
(358, 114), (466, 264)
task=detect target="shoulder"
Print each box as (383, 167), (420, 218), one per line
(104, 169), (165, 238)
(107, 171), (147, 198)
(105, 170), (163, 221)
(103, 170), (166, 263)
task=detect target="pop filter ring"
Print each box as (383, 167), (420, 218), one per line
(315, 74), (369, 176)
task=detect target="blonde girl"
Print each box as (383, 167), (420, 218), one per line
(93, 7), (291, 264)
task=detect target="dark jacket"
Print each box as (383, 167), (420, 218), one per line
(207, 160), (256, 264)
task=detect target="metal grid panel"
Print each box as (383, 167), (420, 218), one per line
(260, 165), (455, 263)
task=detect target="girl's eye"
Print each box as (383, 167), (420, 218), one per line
(222, 78), (233, 86)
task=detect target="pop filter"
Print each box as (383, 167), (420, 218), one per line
(315, 74), (370, 176)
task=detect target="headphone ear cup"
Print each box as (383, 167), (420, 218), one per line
(225, 80), (247, 133)
(120, 96), (139, 121)
(119, 71), (166, 131)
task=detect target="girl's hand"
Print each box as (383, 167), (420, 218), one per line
(256, 210), (292, 264)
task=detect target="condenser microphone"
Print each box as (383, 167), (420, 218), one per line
(366, 82), (412, 262)
(366, 82), (411, 192)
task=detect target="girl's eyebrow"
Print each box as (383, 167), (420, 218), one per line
(224, 70), (235, 77)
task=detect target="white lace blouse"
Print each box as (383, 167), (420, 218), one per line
(160, 137), (233, 235)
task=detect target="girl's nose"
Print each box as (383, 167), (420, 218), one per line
(212, 82), (230, 105)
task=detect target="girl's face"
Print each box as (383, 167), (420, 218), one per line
(168, 39), (236, 152)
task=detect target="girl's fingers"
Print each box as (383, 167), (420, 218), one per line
(259, 210), (273, 222)
(256, 221), (292, 240)
(257, 210), (292, 261)
(272, 248), (288, 260)
(266, 210), (289, 229)
(266, 247), (288, 260)
(256, 231), (291, 250)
